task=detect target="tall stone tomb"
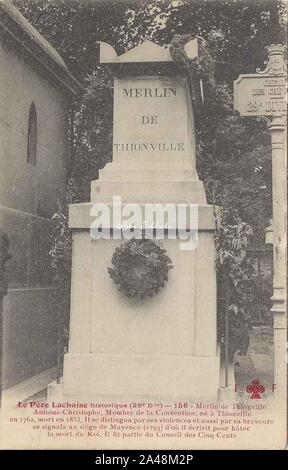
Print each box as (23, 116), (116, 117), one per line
(51, 40), (220, 401)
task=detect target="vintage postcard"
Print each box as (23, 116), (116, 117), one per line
(0, 0), (287, 450)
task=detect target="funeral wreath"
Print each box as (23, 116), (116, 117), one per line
(107, 239), (173, 299)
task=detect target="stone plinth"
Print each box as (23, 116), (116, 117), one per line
(60, 225), (219, 401)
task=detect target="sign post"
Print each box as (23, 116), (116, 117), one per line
(234, 44), (287, 403)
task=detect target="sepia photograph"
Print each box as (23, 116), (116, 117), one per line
(0, 0), (287, 451)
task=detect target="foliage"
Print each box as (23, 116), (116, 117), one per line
(169, 33), (274, 356)
(68, 68), (114, 201)
(108, 239), (173, 299)
(49, 180), (76, 351)
(14, 0), (285, 78)
(0, 230), (12, 296)
(215, 204), (254, 357)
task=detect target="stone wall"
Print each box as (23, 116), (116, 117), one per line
(0, 41), (69, 388)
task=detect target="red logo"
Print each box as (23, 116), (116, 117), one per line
(246, 380), (265, 399)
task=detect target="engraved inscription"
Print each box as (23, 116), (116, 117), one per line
(123, 87), (177, 98)
(114, 82), (186, 155)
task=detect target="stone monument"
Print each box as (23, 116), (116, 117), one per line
(51, 40), (220, 401)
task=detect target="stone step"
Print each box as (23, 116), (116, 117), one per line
(91, 179), (207, 204)
(69, 202), (215, 230)
(99, 167), (198, 181)
(106, 155), (193, 167)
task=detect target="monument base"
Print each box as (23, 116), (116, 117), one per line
(58, 201), (220, 402)
(48, 351), (220, 402)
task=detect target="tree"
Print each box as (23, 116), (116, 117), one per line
(15, 0), (285, 77)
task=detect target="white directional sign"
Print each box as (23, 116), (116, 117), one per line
(234, 44), (287, 117)
(234, 74), (287, 116)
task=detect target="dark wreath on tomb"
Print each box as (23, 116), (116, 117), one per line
(107, 239), (173, 300)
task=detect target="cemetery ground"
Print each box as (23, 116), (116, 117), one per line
(235, 325), (274, 401)
(27, 326), (274, 403)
